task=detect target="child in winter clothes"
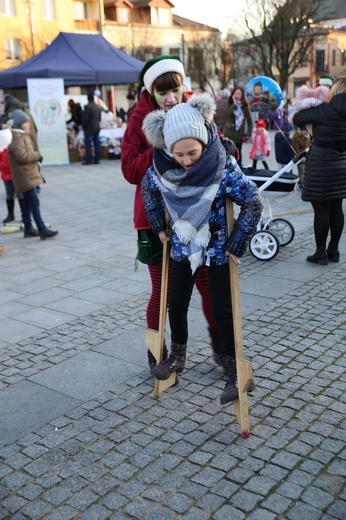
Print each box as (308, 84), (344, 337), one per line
(0, 148), (24, 224)
(274, 121), (295, 171)
(141, 93), (263, 404)
(288, 85), (330, 124)
(249, 118), (271, 170)
(7, 109), (58, 239)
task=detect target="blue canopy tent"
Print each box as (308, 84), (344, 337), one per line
(0, 32), (145, 88)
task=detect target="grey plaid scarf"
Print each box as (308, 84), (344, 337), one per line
(234, 102), (245, 131)
(153, 125), (226, 273)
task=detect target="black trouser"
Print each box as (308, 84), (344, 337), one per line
(252, 159), (269, 170)
(235, 142), (243, 166)
(311, 199), (344, 249)
(168, 260), (235, 357)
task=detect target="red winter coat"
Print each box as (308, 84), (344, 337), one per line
(121, 90), (193, 230)
(0, 149), (12, 181)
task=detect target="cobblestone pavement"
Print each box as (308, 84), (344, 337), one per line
(0, 146), (345, 519)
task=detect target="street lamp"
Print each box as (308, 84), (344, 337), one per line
(23, 0), (35, 56)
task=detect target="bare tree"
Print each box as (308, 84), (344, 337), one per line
(184, 27), (224, 93)
(18, 28), (53, 61)
(239, 0), (326, 90)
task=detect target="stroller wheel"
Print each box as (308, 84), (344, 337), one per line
(249, 230), (280, 261)
(268, 218), (295, 246)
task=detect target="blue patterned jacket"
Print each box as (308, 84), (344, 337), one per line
(141, 151), (263, 265)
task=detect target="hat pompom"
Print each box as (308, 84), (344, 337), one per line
(142, 110), (166, 149)
(188, 93), (216, 123)
(296, 85), (329, 102)
(0, 128), (12, 152)
(296, 85), (311, 100)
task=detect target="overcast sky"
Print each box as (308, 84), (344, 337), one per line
(171, 0), (245, 34)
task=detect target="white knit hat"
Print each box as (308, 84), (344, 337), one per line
(163, 103), (208, 152)
(140, 55), (185, 95)
(142, 93), (216, 152)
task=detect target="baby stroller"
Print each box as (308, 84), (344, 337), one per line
(242, 150), (309, 260)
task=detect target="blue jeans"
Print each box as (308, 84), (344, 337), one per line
(84, 132), (100, 164)
(22, 188), (47, 233)
(3, 180), (23, 200)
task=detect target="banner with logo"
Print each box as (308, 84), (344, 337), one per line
(27, 78), (69, 165)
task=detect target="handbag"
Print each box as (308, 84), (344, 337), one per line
(135, 228), (163, 267)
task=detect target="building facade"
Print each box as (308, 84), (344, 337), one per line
(0, 0), (222, 98)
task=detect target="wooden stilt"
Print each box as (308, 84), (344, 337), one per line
(145, 238), (176, 397)
(226, 198), (251, 438)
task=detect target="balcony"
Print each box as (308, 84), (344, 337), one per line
(74, 19), (100, 31)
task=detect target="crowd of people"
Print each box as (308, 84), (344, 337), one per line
(1, 62), (345, 407)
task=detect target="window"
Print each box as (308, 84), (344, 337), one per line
(5, 38), (20, 60)
(151, 7), (169, 25)
(117, 7), (129, 24)
(73, 1), (87, 20)
(0, 0), (16, 16)
(332, 49), (336, 66)
(42, 0), (55, 20)
(315, 50), (325, 72)
(187, 48), (203, 75)
(169, 48), (180, 57)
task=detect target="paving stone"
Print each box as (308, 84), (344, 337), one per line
(286, 501), (322, 520)
(0, 164), (344, 519)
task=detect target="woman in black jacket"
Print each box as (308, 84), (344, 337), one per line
(293, 76), (346, 265)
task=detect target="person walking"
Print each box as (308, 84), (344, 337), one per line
(223, 86), (253, 167)
(82, 93), (102, 165)
(141, 93), (262, 403)
(121, 55), (228, 372)
(293, 76), (346, 265)
(7, 109), (58, 239)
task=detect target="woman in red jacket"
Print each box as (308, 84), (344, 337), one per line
(121, 56), (226, 371)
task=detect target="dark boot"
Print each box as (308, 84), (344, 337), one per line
(151, 341), (186, 380)
(148, 343), (168, 369)
(3, 199), (15, 224)
(24, 229), (40, 238)
(220, 357), (255, 404)
(327, 243), (340, 263)
(306, 246), (328, 265)
(40, 229), (59, 240)
(220, 357), (238, 404)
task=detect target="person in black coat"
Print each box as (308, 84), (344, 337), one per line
(82, 93), (102, 165)
(293, 76), (346, 265)
(274, 121), (295, 171)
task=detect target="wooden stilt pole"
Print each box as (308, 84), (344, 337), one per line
(226, 198), (251, 438)
(145, 238), (176, 397)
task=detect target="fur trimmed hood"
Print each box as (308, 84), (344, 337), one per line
(142, 93), (216, 152)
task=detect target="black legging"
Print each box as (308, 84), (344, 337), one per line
(169, 260), (235, 358)
(311, 199), (344, 249)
